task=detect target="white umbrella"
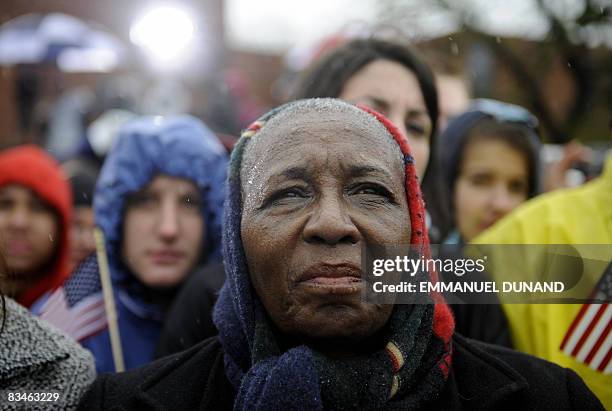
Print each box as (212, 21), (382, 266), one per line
(0, 13), (126, 72)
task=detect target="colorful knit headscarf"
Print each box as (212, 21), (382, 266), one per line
(213, 98), (454, 410)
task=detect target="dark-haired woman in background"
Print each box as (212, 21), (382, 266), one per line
(439, 99), (541, 245)
(293, 38), (449, 240)
(0, 145), (73, 308)
(434, 99), (542, 345)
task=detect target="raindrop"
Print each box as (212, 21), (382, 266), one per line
(451, 43), (459, 56)
(496, 37), (501, 44)
(49, 234), (54, 242)
(567, 62), (572, 68)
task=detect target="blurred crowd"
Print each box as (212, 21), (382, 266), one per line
(0, 29), (610, 410)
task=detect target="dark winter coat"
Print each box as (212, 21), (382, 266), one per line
(154, 262), (225, 358)
(79, 333), (603, 410)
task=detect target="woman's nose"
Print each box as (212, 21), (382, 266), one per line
(8, 206), (30, 229)
(302, 194), (360, 245)
(157, 202), (180, 240)
(489, 185), (517, 215)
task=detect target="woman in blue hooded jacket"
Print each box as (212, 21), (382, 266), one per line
(35, 115), (228, 373)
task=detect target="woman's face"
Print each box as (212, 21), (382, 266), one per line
(0, 185), (59, 276)
(240, 108), (411, 343)
(69, 206), (96, 269)
(454, 138), (529, 241)
(436, 74), (470, 133)
(339, 59), (431, 179)
(122, 175), (205, 288)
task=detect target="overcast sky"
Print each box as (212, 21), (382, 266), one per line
(225, 0), (610, 53)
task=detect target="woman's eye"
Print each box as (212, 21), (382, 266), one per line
(127, 193), (157, 208)
(405, 122), (426, 137)
(268, 188), (308, 206)
(355, 187), (380, 195)
(139, 195), (156, 205)
(468, 174), (492, 186)
(0, 198), (13, 210)
(279, 189), (303, 198)
(351, 184), (394, 200)
(30, 198), (54, 213)
(355, 98), (388, 117)
(350, 184), (397, 209)
(182, 194), (202, 208)
(508, 180), (528, 194)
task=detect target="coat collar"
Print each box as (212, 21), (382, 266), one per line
(0, 298), (70, 381)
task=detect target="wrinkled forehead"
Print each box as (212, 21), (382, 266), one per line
(241, 104), (400, 178)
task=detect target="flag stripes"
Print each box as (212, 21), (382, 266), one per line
(560, 303), (611, 373)
(39, 287), (107, 342)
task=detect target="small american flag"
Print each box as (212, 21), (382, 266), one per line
(559, 262), (612, 373)
(38, 254), (107, 342)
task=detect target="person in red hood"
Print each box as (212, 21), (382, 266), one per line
(0, 145), (72, 308)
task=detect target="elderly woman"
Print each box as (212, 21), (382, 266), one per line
(78, 99), (602, 410)
(156, 38), (506, 357)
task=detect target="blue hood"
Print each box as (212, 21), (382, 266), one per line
(94, 115), (228, 288)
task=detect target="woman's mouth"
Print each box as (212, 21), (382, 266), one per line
(297, 263), (364, 294)
(148, 250), (185, 265)
(6, 240), (33, 256)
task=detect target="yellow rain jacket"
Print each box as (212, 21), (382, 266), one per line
(473, 154), (612, 407)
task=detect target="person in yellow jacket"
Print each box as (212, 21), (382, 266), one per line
(473, 152), (612, 407)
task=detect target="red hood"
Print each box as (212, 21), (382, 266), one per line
(0, 145), (72, 307)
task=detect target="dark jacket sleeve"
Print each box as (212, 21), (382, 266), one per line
(566, 368), (605, 410)
(451, 335), (604, 410)
(77, 375), (107, 411)
(155, 263), (226, 358)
